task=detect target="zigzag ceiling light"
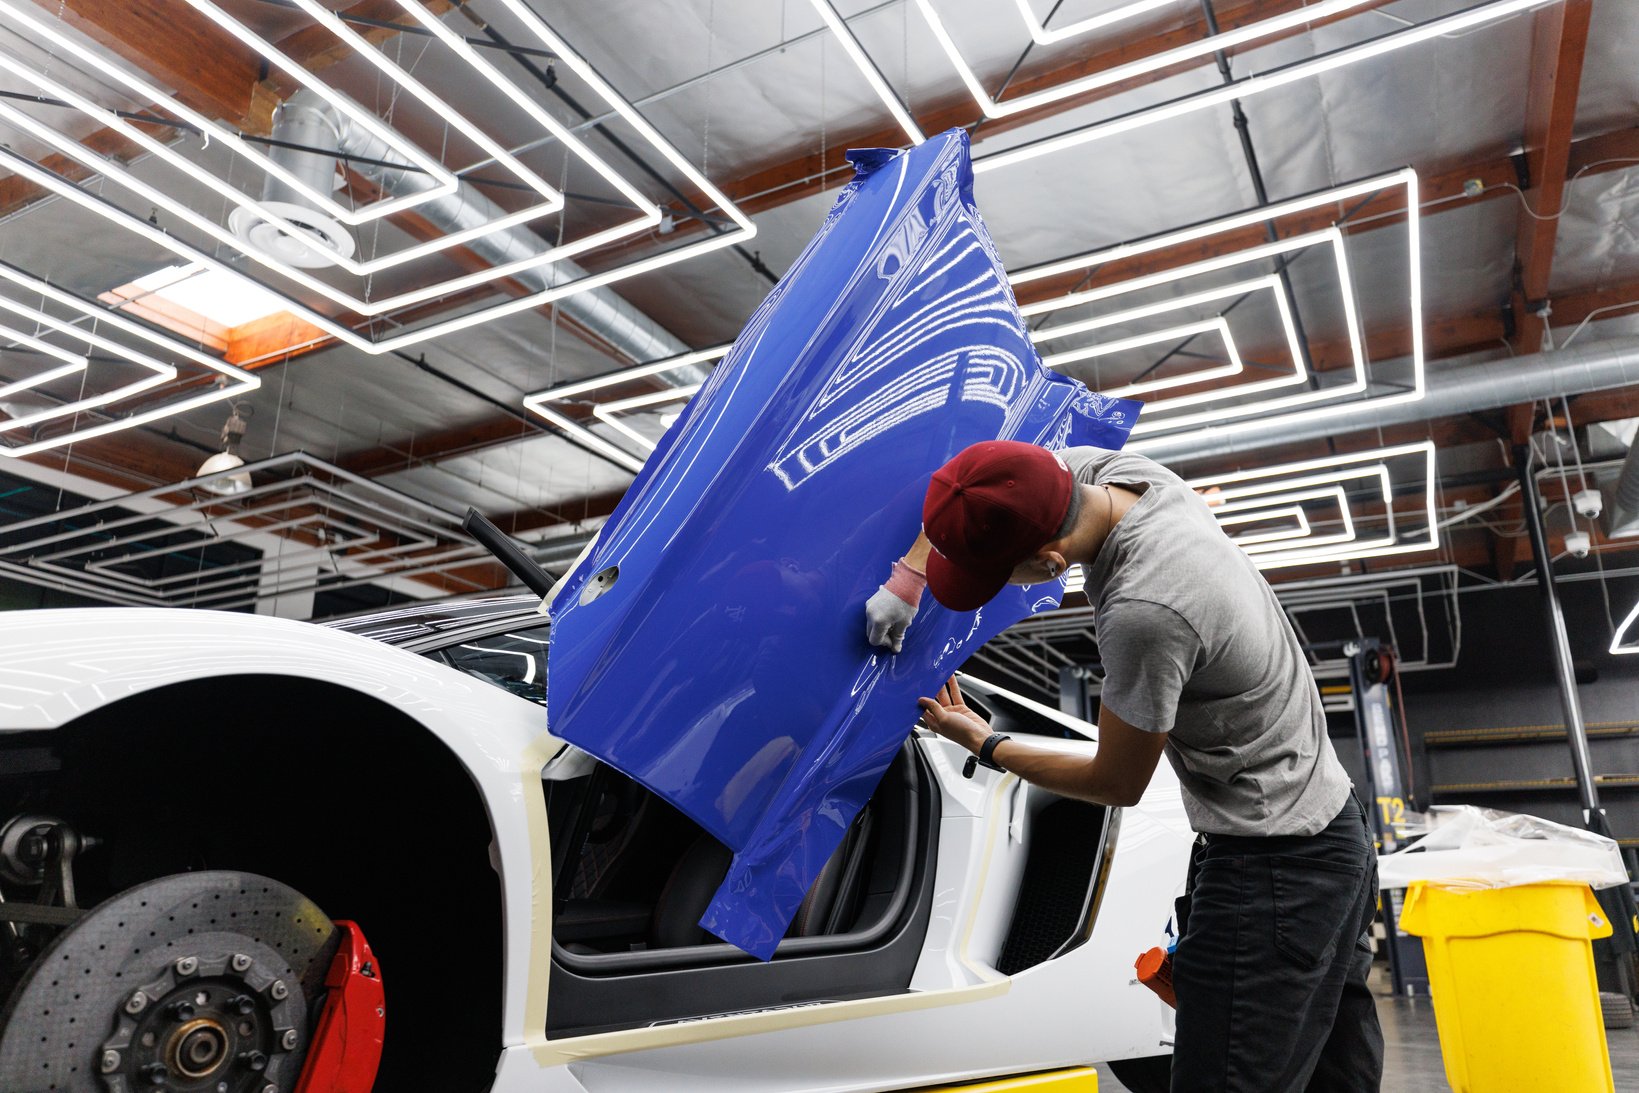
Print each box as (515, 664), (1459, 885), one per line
(806, 0), (925, 145)
(1011, 168), (1421, 445)
(1028, 270), (1320, 420)
(0, 0), (753, 355)
(1063, 441), (1437, 593)
(1277, 566), (1462, 680)
(921, 0), (1382, 121)
(962, 0), (1557, 173)
(1611, 599), (1639, 655)
(1186, 440), (1439, 571)
(1007, 0), (1183, 45)
(523, 345), (733, 473)
(0, 453), (493, 609)
(0, 263), (258, 457)
(1216, 502), (1313, 546)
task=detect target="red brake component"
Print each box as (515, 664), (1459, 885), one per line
(294, 919), (385, 1093)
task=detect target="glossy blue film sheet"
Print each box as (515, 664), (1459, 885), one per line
(547, 130), (1139, 959)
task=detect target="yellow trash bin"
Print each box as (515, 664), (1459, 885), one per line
(1398, 881), (1615, 1093)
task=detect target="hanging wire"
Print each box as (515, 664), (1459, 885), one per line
(702, 0), (717, 179)
(1559, 395), (1590, 492)
(818, 31), (827, 179)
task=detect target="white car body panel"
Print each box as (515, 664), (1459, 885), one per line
(0, 608), (1192, 1091)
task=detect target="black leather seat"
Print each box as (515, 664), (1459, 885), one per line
(649, 806), (874, 950)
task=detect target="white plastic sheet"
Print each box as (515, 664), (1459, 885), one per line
(1377, 805), (1630, 891)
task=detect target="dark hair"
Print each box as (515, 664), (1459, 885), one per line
(1054, 481), (1084, 541)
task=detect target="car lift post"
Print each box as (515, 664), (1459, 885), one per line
(1346, 639), (1428, 996)
(1515, 447), (1639, 998)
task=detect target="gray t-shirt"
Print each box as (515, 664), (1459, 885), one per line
(1064, 447), (1351, 836)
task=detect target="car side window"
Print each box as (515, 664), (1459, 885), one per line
(437, 624), (550, 706)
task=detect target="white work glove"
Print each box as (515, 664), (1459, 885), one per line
(865, 559), (926, 653)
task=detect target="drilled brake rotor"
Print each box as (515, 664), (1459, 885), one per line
(0, 871), (339, 1093)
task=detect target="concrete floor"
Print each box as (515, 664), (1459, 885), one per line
(1096, 969), (1639, 1092)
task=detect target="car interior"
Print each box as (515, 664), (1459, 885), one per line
(415, 615), (1119, 1037)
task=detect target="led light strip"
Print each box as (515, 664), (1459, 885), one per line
(1063, 445), (1435, 591)
(969, 0), (1549, 171)
(1218, 503), (1312, 546)
(1031, 274), (1311, 414)
(0, 264), (257, 457)
(1214, 484), (1358, 553)
(0, 0), (671, 293)
(1610, 599), (1639, 655)
(1041, 317), (1243, 398)
(0, 0), (454, 226)
(523, 345), (732, 470)
(807, 0), (925, 145)
(175, 0), (459, 223)
(0, 453), (494, 610)
(1188, 441), (1439, 570)
(1015, 168), (1421, 441)
(592, 384), (702, 452)
(0, 294), (173, 438)
(1008, 0), (1182, 45)
(1035, 230), (1369, 434)
(0, 7), (756, 354)
(0, 97), (649, 319)
(923, 0), (1377, 120)
(0, 321), (89, 399)
(1213, 467), (1390, 556)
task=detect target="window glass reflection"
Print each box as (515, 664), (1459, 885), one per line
(439, 625), (549, 706)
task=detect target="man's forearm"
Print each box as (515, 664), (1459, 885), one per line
(943, 728), (1143, 807)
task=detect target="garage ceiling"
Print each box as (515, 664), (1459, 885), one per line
(0, 0), (1635, 629)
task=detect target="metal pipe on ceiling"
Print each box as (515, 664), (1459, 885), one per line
(1137, 335), (1639, 466)
(1514, 445), (1601, 822)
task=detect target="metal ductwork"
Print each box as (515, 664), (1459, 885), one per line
(229, 96), (356, 268)
(1138, 335), (1639, 466)
(233, 90), (704, 383)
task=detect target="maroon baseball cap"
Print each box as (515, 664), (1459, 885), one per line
(922, 441), (1074, 611)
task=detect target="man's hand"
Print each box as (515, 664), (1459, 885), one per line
(865, 559), (926, 653)
(916, 676), (989, 752)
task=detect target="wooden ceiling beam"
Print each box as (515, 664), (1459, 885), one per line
(36, 0), (269, 128)
(1014, 121), (1639, 309)
(588, 0), (1396, 269)
(1511, 0), (1595, 351)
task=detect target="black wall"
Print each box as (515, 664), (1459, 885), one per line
(1391, 574), (1639, 846)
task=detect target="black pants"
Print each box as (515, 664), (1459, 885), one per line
(1169, 794), (1384, 1093)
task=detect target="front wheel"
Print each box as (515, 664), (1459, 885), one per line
(0, 870), (340, 1092)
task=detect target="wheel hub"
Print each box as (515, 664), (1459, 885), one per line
(168, 1017), (229, 1078)
(101, 947), (302, 1092)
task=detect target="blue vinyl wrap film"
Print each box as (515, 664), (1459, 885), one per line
(546, 130), (1140, 959)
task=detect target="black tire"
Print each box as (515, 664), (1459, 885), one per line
(1108, 1053), (1173, 1093)
(0, 870), (338, 1093)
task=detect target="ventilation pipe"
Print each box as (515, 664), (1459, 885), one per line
(231, 90), (704, 384)
(1137, 335), (1639, 466)
(228, 96), (356, 268)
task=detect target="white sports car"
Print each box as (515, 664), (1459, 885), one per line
(0, 593), (1191, 1093)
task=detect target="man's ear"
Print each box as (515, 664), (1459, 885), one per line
(1037, 547), (1068, 576)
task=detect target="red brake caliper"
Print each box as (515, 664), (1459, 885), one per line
(294, 920), (385, 1093)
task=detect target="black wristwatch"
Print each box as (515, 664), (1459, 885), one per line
(962, 733), (1012, 779)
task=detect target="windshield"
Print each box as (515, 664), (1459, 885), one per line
(432, 624), (550, 706)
